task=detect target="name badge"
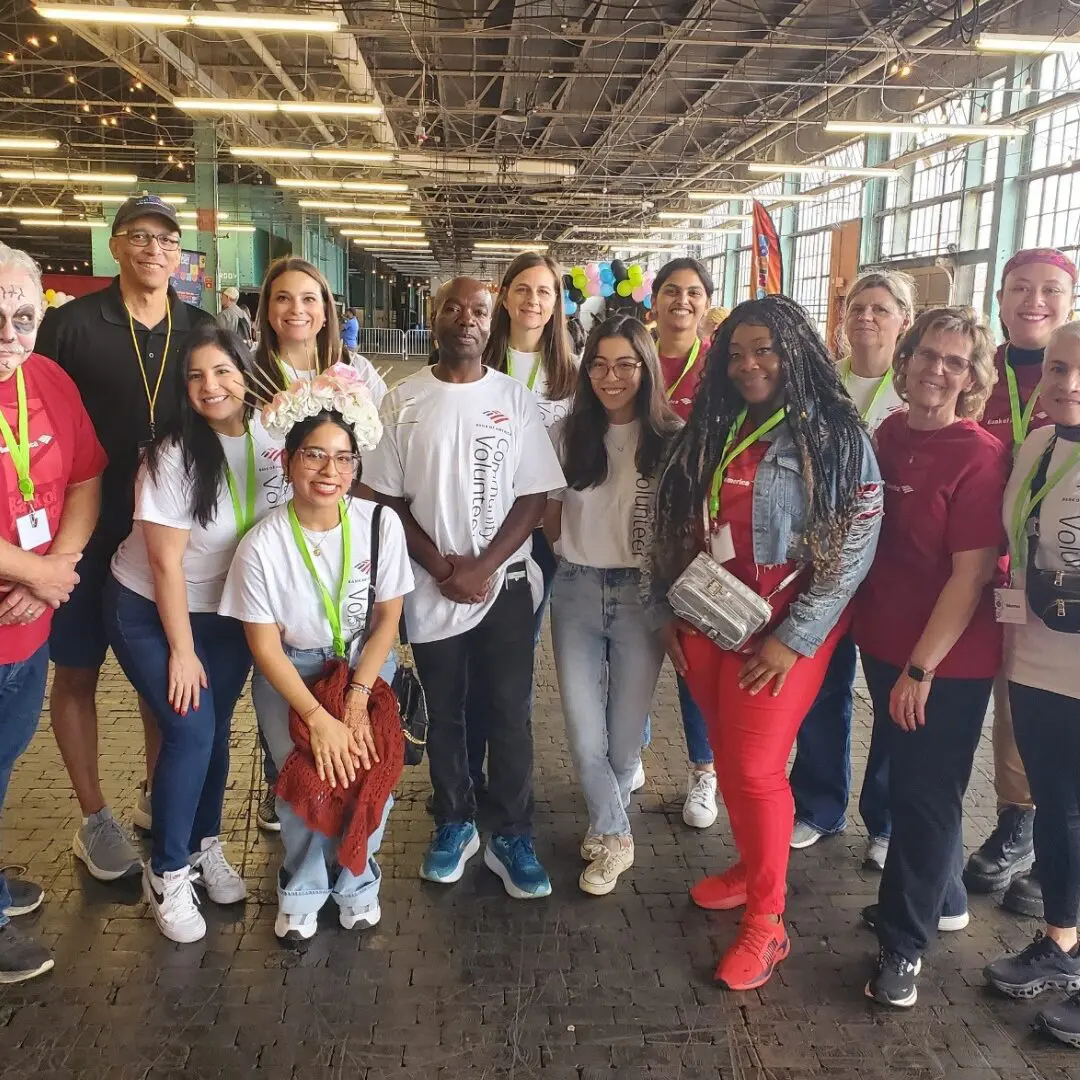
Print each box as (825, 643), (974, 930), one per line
(709, 522), (736, 564)
(994, 587), (1027, 625)
(15, 508), (50, 551)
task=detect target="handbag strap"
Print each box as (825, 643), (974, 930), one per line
(363, 502), (383, 642)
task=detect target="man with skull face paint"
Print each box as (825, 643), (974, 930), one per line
(0, 244), (106, 982)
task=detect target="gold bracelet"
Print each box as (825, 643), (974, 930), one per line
(301, 702), (321, 720)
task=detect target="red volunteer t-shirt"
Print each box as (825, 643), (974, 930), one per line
(660, 340), (706, 421)
(980, 343), (1050, 456)
(0, 353), (107, 663)
(854, 412), (1008, 679)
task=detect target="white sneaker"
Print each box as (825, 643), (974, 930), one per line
(579, 838), (635, 896)
(580, 832), (606, 862)
(682, 769), (718, 829)
(790, 821), (825, 850)
(339, 900), (381, 930)
(275, 910), (318, 942)
(630, 762), (646, 793)
(864, 835), (889, 871)
(132, 782), (152, 832)
(190, 837), (247, 904)
(143, 864), (205, 944)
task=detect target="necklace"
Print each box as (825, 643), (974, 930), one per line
(906, 421), (952, 464)
(298, 522), (333, 557)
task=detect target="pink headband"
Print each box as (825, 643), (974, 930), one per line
(1001, 248), (1079, 286)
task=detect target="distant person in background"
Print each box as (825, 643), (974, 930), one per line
(216, 287), (251, 344)
(566, 315), (587, 358)
(700, 307), (729, 343)
(342, 308), (360, 352)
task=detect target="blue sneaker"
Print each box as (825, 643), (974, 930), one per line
(420, 822), (480, 884)
(484, 834), (552, 899)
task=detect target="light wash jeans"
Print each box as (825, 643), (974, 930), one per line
(550, 562), (666, 838)
(252, 643), (397, 917)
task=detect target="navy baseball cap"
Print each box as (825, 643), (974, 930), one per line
(111, 193), (182, 236)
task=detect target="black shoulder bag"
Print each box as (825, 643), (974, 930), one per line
(367, 504), (429, 764)
(1025, 437), (1080, 633)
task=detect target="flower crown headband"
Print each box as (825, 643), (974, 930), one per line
(258, 362), (383, 451)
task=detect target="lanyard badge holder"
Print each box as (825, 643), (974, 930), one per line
(0, 368), (49, 550)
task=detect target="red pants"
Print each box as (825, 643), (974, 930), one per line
(681, 616), (847, 916)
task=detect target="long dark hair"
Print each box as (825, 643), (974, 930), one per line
(483, 252), (577, 400)
(146, 324), (256, 528)
(653, 295), (866, 584)
(254, 256), (342, 391)
(562, 315), (681, 490)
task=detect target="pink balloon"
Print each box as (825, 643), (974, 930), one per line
(632, 286), (647, 302)
(586, 262), (600, 278)
(586, 279), (601, 297)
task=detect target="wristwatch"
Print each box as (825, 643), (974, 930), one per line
(906, 663), (934, 683)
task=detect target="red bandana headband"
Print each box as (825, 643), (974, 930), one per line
(1001, 248), (1079, 286)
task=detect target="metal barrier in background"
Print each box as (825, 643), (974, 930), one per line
(356, 327), (407, 358)
(404, 329), (433, 357)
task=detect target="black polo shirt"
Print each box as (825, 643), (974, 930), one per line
(36, 278), (215, 548)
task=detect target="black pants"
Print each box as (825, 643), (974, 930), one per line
(413, 580), (536, 836)
(863, 653), (991, 962)
(1010, 681), (1080, 930)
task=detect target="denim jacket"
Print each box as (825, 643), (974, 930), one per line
(648, 422), (884, 657)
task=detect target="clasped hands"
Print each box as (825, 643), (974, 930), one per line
(0, 551), (82, 626)
(436, 553), (495, 604)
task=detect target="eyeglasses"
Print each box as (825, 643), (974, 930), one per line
(586, 359), (643, 380)
(296, 447), (359, 474)
(114, 229), (182, 251)
(911, 346), (971, 376)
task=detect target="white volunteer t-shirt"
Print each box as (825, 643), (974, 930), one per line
(219, 497), (414, 653)
(279, 353), (388, 408)
(841, 362), (906, 433)
(362, 366), (566, 644)
(1003, 426), (1080, 699)
(549, 418), (654, 569)
(111, 418), (286, 612)
(506, 345), (573, 429)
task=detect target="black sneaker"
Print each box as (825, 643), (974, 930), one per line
(963, 806), (1035, 893)
(256, 791), (280, 833)
(3, 879), (43, 917)
(865, 947), (921, 1008)
(861, 903), (969, 933)
(0, 922), (54, 983)
(1002, 865), (1044, 919)
(985, 933), (1080, 999)
(1037, 992), (1080, 1049)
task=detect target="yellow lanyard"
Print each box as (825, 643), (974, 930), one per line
(0, 367), (34, 505)
(666, 338), (701, 401)
(507, 348), (542, 391)
(1010, 435), (1080, 571)
(127, 303), (172, 440)
(841, 357), (894, 423)
(1005, 348), (1042, 458)
(707, 406), (787, 520)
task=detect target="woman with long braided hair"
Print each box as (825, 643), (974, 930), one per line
(649, 295), (883, 991)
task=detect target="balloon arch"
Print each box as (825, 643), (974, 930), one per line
(562, 260), (655, 316)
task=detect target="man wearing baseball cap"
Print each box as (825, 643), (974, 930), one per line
(35, 193), (214, 882)
(216, 285), (251, 343)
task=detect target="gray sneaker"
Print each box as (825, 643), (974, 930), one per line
(73, 808), (141, 881)
(0, 922), (53, 983)
(790, 821), (825, 850)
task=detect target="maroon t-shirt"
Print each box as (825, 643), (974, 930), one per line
(854, 413), (1008, 679)
(659, 339), (707, 421)
(980, 343), (1050, 455)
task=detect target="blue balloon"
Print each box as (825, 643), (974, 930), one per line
(564, 299), (578, 315)
(600, 282), (614, 297)
(642, 293), (653, 309)
(600, 267), (614, 284)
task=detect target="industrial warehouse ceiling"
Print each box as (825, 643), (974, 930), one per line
(0, 0), (1069, 273)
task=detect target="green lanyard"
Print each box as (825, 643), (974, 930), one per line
(287, 499), (352, 658)
(223, 427), (257, 538)
(1009, 435), (1080, 571)
(841, 357), (894, 423)
(1005, 349), (1042, 457)
(666, 338), (701, 401)
(508, 348), (542, 391)
(0, 367), (34, 505)
(707, 406), (787, 520)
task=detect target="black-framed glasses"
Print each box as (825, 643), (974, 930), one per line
(586, 359), (642, 380)
(296, 447), (359, 474)
(115, 229), (182, 252)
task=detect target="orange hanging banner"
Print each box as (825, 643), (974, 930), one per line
(749, 200), (783, 300)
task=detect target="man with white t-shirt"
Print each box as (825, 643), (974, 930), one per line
(361, 277), (565, 899)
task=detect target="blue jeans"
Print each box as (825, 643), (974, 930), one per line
(550, 563), (664, 837)
(678, 674), (713, 767)
(252, 644), (396, 916)
(104, 578), (252, 874)
(0, 644), (49, 928)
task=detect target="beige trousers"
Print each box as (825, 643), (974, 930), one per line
(992, 670), (1034, 811)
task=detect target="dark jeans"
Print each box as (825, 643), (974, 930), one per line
(414, 580), (536, 837)
(863, 652), (989, 962)
(1010, 681), (1080, 930)
(0, 644), (49, 928)
(465, 532), (556, 789)
(104, 578), (252, 874)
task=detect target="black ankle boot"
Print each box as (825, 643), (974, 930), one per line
(1002, 864), (1044, 918)
(963, 806), (1035, 893)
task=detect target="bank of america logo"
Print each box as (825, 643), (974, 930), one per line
(484, 410), (510, 424)
(357, 559), (371, 574)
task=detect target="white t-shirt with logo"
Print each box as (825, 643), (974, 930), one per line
(1003, 426), (1080, 699)
(841, 363), (906, 433)
(111, 417), (286, 612)
(506, 346), (573, 429)
(219, 497), (414, 654)
(361, 366), (566, 644)
(549, 418), (654, 569)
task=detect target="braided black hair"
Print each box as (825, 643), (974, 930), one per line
(653, 294), (866, 587)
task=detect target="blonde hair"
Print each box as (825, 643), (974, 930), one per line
(893, 306), (998, 420)
(838, 269), (916, 356)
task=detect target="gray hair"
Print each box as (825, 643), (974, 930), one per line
(0, 243), (44, 308)
(1045, 320), (1080, 366)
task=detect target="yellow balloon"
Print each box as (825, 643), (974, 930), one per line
(44, 289), (56, 301)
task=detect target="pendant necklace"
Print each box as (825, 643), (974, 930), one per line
(299, 524), (332, 557)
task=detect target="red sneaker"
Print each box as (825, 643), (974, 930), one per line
(690, 863), (747, 911)
(714, 914), (790, 991)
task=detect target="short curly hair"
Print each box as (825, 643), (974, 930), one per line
(893, 306), (998, 421)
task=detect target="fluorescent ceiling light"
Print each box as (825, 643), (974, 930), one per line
(657, 211), (713, 220)
(474, 241), (548, 252)
(0, 137), (59, 151)
(647, 226), (744, 235)
(36, 4), (340, 31)
(748, 163), (900, 178)
(687, 192), (750, 202)
(75, 192), (187, 205)
(1, 169), (136, 184)
(176, 210), (228, 219)
(976, 32), (1080, 54)
(177, 100), (382, 118)
(229, 147), (394, 164)
(824, 120), (1026, 138)
(277, 178), (408, 194)
(325, 216), (422, 227)
(0, 205), (63, 215)
(761, 194), (819, 204)
(340, 229), (426, 239)
(21, 217), (107, 227)
(299, 199), (411, 213)
(352, 240), (430, 248)
(218, 225), (256, 233)
(609, 238), (692, 246)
